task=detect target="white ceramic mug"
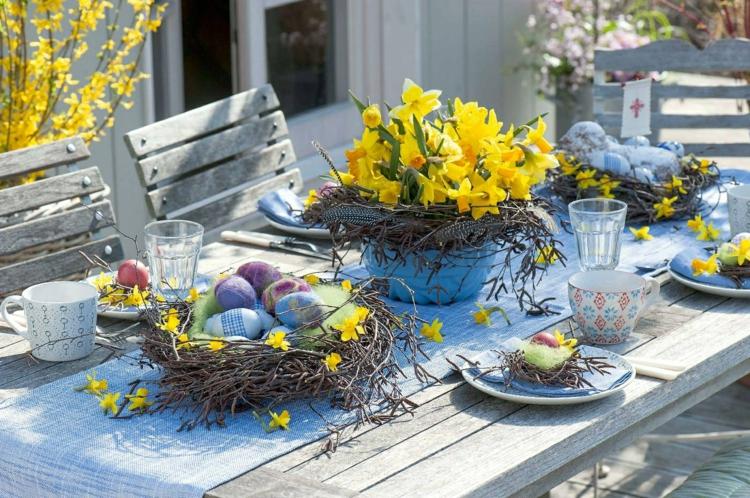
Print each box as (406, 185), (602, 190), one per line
(1, 281), (97, 361)
(568, 270), (660, 344)
(728, 184), (750, 237)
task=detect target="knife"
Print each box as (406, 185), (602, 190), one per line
(221, 230), (331, 261)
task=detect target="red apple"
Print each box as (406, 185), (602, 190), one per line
(530, 332), (560, 348)
(117, 259), (149, 289)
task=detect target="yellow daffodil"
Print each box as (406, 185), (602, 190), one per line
(629, 226), (653, 241)
(526, 117), (553, 153)
(697, 223), (720, 242)
(99, 392), (120, 415)
(334, 314), (365, 342)
(558, 153), (580, 176)
(354, 306), (369, 322)
(391, 78), (441, 121)
(691, 254), (719, 276)
(448, 178), (474, 214)
(666, 175), (687, 195)
(123, 286), (149, 307)
(269, 409), (291, 431)
(598, 175), (621, 199)
(265, 331), (290, 351)
(341, 280), (353, 292)
(730, 239), (750, 265)
(81, 372), (108, 395)
(304, 274), (321, 285)
(535, 245), (558, 265)
(420, 318), (443, 343)
(208, 339), (226, 351)
(362, 104), (382, 128)
(185, 287), (200, 303)
(553, 330), (578, 352)
(322, 352), (342, 372)
(695, 159), (713, 174)
(125, 388), (153, 412)
(158, 308), (181, 334)
(575, 169), (599, 189)
(654, 196), (678, 219)
(687, 214), (704, 232)
(473, 303), (493, 326)
(176, 333), (191, 350)
(303, 189), (318, 208)
(92, 272), (113, 291)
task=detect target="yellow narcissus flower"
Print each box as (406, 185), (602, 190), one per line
(123, 286), (149, 307)
(575, 169), (599, 189)
(654, 196), (678, 219)
(697, 223), (720, 242)
(341, 280), (353, 292)
(730, 239), (750, 265)
(158, 308), (180, 334)
(629, 226), (653, 241)
(81, 372), (108, 395)
(208, 339), (226, 351)
(354, 306), (369, 322)
(420, 318), (443, 343)
(687, 214), (704, 232)
(666, 175), (687, 195)
(303, 189), (318, 208)
(334, 314), (365, 342)
(99, 392), (120, 415)
(553, 330), (578, 352)
(472, 303), (496, 326)
(526, 116), (553, 153)
(125, 388), (153, 412)
(362, 104), (381, 128)
(691, 254), (719, 276)
(265, 331), (290, 351)
(322, 352), (342, 372)
(185, 287), (200, 303)
(269, 409), (291, 431)
(391, 78), (442, 121)
(92, 271), (113, 291)
(303, 274), (321, 285)
(535, 246), (558, 265)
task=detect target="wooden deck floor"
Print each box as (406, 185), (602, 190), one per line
(550, 381), (750, 497)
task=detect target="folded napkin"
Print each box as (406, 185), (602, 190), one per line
(257, 189), (310, 228)
(670, 246), (750, 289)
(466, 346), (633, 398)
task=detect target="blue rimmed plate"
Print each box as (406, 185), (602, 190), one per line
(461, 345), (636, 405)
(83, 272), (212, 321)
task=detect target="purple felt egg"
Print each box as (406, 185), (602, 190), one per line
(236, 261), (283, 294)
(262, 277), (312, 314)
(214, 275), (257, 310)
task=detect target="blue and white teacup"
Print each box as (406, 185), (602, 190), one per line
(0, 281), (97, 361)
(568, 271), (660, 344)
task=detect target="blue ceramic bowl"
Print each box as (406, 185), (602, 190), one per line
(362, 243), (496, 305)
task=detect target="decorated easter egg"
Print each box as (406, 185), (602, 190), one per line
(318, 181), (339, 197)
(557, 121), (609, 163)
(731, 232), (750, 245)
(657, 141), (685, 158)
(256, 309), (276, 330)
(590, 151), (630, 176)
(632, 167), (655, 184)
(605, 135), (619, 145)
(214, 275), (257, 310)
(530, 332), (559, 348)
(717, 242), (738, 267)
(236, 261), (282, 294)
(204, 308), (263, 339)
(117, 259), (149, 288)
(262, 277), (312, 313)
(275, 291), (325, 329)
(623, 136), (650, 147)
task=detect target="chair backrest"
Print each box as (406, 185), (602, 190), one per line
(0, 137), (123, 295)
(124, 84), (303, 231)
(594, 38), (750, 156)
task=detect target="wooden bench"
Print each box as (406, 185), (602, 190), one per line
(124, 84), (303, 232)
(0, 137), (124, 296)
(594, 38), (750, 157)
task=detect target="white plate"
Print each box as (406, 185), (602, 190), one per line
(461, 346), (636, 405)
(265, 216), (331, 239)
(83, 272), (212, 321)
(667, 266), (750, 299)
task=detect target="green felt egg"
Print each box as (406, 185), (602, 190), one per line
(188, 286), (224, 338)
(522, 342), (572, 371)
(718, 242), (739, 267)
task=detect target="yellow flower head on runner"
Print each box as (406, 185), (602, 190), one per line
(629, 226), (653, 241)
(696, 223), (720, 242)
(420, 318), (444, 343)
(654, 196), (678, 219)
(686, 214), (704, 232)
(99, 392), (120, 415)
(269, 409), (291, 431)
(125, 388), (153, 412)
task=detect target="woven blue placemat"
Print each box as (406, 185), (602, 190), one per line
(0, 170), (744, 498)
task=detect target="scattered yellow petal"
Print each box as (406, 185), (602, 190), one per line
(629, 226), (653, 241)
(420, 318), (443, 343)
(268, 409), (291, 431)
(304, 274), (321, 285)
(99, 392), (120, 415)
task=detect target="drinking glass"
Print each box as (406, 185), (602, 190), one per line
(145, 220), (204, 298)
(569, 198), (627, 271)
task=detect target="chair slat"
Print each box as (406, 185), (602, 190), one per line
(146, 140), (296, 218)
(594, 84), (750, 100)
(0, 167), (105, 217)
(596, 113), (750, 129)
(682, 143), (750, 157)
(0, 235), (123, 296)
(136, 110), (289, 186)
(179, 168), (303, 231)
(595, 39), (750, 72)
(124, 84), (280, 157)
(0, 137), (89, 180)
(0, 201), (115, 256)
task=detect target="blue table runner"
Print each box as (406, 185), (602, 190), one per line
(0, 170), (745, 497)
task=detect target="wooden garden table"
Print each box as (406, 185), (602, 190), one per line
(1, 235), (748, 498)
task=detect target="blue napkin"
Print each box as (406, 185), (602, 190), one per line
(466, 346), (633, 398)
(257, 188), (310, 228)
(670, 246), (750, 289)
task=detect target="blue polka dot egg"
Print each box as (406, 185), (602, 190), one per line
(274, 291), (325, 329)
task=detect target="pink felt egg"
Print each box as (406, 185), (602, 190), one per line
(530, 332), (559, 349)
(236, 261), (283, 294)
(262, 277), (312, 314)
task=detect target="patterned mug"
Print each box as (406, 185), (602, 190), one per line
(568, 270), (660, 344)
(0, 281), (97, 361)
(728, 184), (750, 237)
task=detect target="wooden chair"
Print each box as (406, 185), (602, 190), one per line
(593, 38), (750, 157)
(0, 137), (124, 296)
(124, 84), (302, 232)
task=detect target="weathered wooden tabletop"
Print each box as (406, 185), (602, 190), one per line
(1, 235), (748, 498)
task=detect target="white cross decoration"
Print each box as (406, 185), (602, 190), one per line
(621, 78), (652, 138)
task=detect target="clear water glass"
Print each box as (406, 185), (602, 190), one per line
(569, 198), (628, 271)
(145, 220), (204, 298)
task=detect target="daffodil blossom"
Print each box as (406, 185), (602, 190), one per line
(77, 371), (108, 395)
(554, 330), (578, 352)
(535, 245), (559, 264)
(629, 226), (653, 241)
(730, 239), (750, 265)
(322, 352), (342, 372)
(390, 78), (442, 121)
(420, 318), (443, 343)
(341, 280), (353, 292)
(265, 331), (290, 351)
(92, 272), (113, 291)
(268, 409), (291, 431)
(99, 392), (120, 415)
(696, 223), (720, 242)
(654, 196), (678, 219)
(304, 274), (321, 285)
(691, 254), (719, 276)
(687, 214), (704, 232)
(125, 388), (153, 412)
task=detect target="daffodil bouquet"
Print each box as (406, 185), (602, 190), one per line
(305, 79), (563, 310)
(549, 152), (721, 224)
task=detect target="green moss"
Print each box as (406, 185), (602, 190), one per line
(521, 342), (572, 371)
(188, 289), (224, 338)
(313, 284), (357, 328)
